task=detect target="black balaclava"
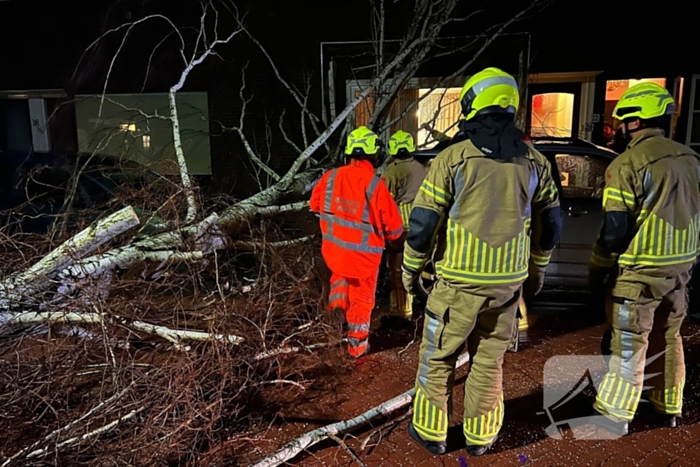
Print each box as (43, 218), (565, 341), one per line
(394, 148), (412, 160)
(458, 113), (528, 160)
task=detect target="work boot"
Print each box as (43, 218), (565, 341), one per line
(590, 413), (629, 436)
(662, 414), (680, 428)
(381, 315), (412, 331)
(407, 421), (446, 455)
(466, 435), (498, 457)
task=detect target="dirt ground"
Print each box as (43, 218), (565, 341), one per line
(240, 302), (700, 467)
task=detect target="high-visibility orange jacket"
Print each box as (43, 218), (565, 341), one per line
(310, 159), (404, 278)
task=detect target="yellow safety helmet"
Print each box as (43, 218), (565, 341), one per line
(345, 125), (381, 156)
(387, 130), (416, 156)
(612, 82), (676, 121)
(460, 67), (519, 121)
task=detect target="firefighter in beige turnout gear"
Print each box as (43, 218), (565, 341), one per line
(589, 82), (700, 434)
(401, 67), (562, 456)
(381, 130), (427, 328)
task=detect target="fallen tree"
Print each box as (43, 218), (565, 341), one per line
(0, 0), (548, 465)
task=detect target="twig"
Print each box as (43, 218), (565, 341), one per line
(25, 408), (145, 460)
(253, 340), (346, 361)
(1, 381), (139, 466)
(231, 235), (315, 252)
(397, 318), (421, 357)
(260, 380), (308, 391)
(328, 434), (367, 467)
(128, 320), (244, 345)
(360, 411), (412, 451)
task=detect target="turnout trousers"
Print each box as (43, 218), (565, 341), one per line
(388, 234), (413, 319)
(594, 269), (689, 422)
(412, 278), (520, 447)
(328, 271), (378, 357)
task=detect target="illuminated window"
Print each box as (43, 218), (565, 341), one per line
(416, 88), (462, 147)
(75, 93), (212, 175)
(530, 93), (574, 137)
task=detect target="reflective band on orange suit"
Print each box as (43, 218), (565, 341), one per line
(310, 159), (403, 357)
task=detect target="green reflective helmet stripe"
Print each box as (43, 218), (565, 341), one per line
(469, 76), (518, 96)
(613, 82), (676, 121)
(459, 67), (520, 121)
(388, 130), (416, 155)
(345, 126), (380, 155)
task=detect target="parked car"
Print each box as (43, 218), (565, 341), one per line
(0, 150), (160, 234)
(411, 136), (620, 290)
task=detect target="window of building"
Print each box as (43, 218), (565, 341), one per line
(353, 87), (462, 149)
(416, 88), (462, 148)
(554, 153), (608, 199)
(74, 92), (211, 175)
(530, 93), (575, 137)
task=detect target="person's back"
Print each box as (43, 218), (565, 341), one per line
(401, 67), (561, 457)
(590, 81), (698, 434)
(314, 159), (400, 277)
(596, 131), (700, 275)
(426, 138), (556, 284)
(310, 126), (403, 358)
(381, 131), (428, 326)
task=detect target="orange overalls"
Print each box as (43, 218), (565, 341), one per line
(310, 159), (404, 357)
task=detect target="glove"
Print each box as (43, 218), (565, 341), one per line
(523, 267), (545, 298)
(402, 270), (420, 296)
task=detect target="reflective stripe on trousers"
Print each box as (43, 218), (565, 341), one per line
(329, 271), (377, 358)
(594, 271), (688, 421)
(413, 386), (449, 442)
(463, 394), (504, 446)
(328, 277), (350, 311)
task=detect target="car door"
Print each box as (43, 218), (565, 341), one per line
(541, 149), (616, 286)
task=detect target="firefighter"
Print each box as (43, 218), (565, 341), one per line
(381, 130), (428, 329)
(310, 126), (404, 358)
(401, 67), (561, 456)
(589, 82), (700, 434)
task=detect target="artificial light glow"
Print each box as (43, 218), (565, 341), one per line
(120, 123), (137, 132)
(142, 134), (151, 148)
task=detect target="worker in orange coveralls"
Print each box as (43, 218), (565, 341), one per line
(310, 126), (405, 358)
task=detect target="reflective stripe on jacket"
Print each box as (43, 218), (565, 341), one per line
(590, 129), (700, 274)
(403, 139), (560, 285)
(310, 159), (404, 278)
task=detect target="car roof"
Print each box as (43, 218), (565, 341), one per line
(413, 136), (619, 160)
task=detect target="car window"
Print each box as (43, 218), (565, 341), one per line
(553, 153), (609, 199)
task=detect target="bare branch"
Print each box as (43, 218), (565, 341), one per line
(234, 67), (281, 182)
(71, 14), (186, 87)
(231, 235), (315, 251)
(278, 109), (303, 154)
(250, 353), (471, 467)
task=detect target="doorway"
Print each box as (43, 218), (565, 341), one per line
(527, 83), (582, 138)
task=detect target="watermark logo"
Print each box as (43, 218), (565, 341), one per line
(540, 352), (663, 440)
